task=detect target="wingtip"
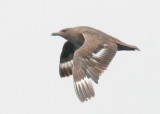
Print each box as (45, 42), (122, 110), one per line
(74, 78), (95, 102)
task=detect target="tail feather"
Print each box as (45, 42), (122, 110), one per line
(117, 44), (140, 51)
(111, 38), (140, 51)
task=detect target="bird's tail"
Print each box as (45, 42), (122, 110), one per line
(113, 38), (140, 51)
(117, 43), (140, 51)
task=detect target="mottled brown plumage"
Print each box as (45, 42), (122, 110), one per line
(51, 26), (139, 102)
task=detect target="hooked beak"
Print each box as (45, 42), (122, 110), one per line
(51, 32), (60, 36)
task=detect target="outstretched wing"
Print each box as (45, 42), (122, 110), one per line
(73, 33), (117, 102)
(59, 41), (76, 77)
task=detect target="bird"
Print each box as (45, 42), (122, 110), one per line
(51, 26), (139, 102)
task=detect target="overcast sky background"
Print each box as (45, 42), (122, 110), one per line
(0, 0), (160, 114)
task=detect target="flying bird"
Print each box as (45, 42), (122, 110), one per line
(51, 26), (139, 102)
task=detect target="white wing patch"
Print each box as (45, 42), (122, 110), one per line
(60, 60), (73, 69)
(92, 48), (106, 57)
(92, 44), (109, 58)
(74, 77), (94, 102)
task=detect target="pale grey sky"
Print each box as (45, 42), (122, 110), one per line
(0, 0), (160, 114)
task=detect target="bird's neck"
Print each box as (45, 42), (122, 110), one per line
(68, 34), (84, 47)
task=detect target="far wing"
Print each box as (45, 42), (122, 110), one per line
(59, 41), (75, 77)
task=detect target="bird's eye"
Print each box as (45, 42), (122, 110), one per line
(61, 29), (66, 32)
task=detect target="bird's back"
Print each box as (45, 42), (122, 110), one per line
(73, 26), (139, 51)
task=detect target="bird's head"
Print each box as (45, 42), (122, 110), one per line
(51, 28), (73, 40)
(51, 27), (84, 44)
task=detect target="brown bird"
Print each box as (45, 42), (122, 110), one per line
(51, 26), (139, 102)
